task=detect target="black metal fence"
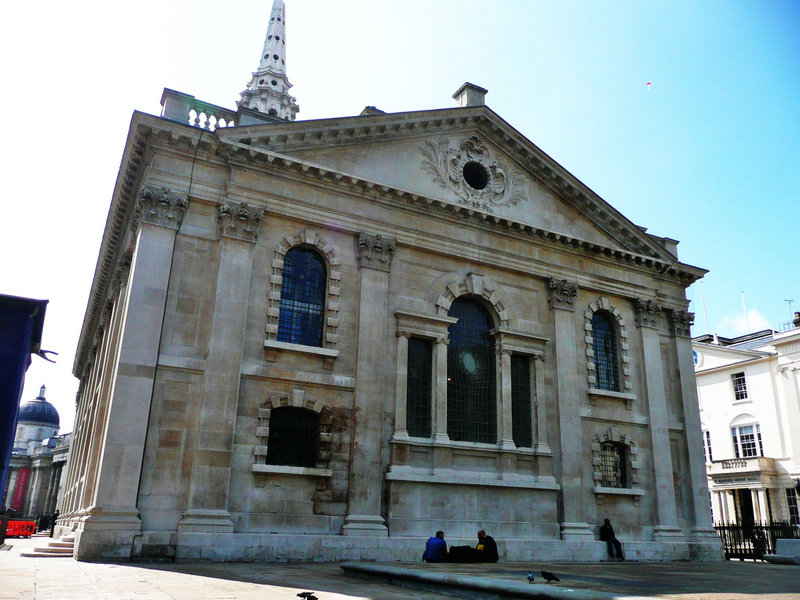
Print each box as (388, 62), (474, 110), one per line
(714, 521), (800, 560)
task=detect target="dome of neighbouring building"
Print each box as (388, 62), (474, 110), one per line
(18, 385), (60, 428)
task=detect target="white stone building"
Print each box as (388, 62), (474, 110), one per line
(58, 0), (719, 562)
(3, 386), (69, 520)
(694, 317), (800, 529)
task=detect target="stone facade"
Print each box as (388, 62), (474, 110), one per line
(60, 13), (719, 558)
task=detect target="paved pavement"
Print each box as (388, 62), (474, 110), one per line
(2, 536), (800, 600)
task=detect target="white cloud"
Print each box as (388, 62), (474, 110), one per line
(716, 309), (772, 337)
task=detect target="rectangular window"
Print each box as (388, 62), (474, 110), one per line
(406, 338), (432, 438)
(510, 354), (532, 448)
(732, 424), (762, 458)
(787, 488), (800, 525)
(703, 430), (713, 463)
(731, 372), (748, 401)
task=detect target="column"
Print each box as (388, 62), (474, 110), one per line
(432, 337), (449, 443)
(755, 489), (769, 523)
(74, 185), (187, 560)
(634, 299), (683, 541)
(533, 355), (550, 453)
(547, 278), (594, 540)
(392, 332), (410, 440)
(671, 309), (719, 540)
(178, 201), (264, 541)
(342, 232), (396, 536)
(496, 346), (515, 449)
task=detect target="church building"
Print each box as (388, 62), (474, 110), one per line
(60, 0), (721, 561)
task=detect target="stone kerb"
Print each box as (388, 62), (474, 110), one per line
(265, 229), (341, 351)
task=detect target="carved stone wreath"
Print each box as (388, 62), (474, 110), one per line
(421, 136), (528, 211)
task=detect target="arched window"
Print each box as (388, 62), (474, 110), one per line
(599, 441), (629, 488)
(276, 247), (327, 347)
(592, 310), (620, 391)
(266, 407), (320, 468)
(447, 298), (496, 443)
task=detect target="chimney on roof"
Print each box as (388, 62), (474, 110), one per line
(453, 82), (488, 107)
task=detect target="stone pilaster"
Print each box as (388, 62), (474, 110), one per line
(547, 277), (594, 540)
(74, 185), (186, 560)
(178, 202), (264, 546)
(634, 298), (683, 541)
(670, 309), (718, 544)
(342, 232), (396, 536)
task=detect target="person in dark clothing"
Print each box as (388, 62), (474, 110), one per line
(49, 510), (59, 538)
(600, 518), (624, 560)
(476, 529), (499, 563)
(422, 530), (448, 562)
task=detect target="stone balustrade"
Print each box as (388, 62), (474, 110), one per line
(160, 88), (238, 131)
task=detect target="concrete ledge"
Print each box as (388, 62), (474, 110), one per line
(340, 562), (656, 600)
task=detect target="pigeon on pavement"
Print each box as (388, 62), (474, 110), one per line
(527, 571), (535, 583)
(541, 570), (560, 583)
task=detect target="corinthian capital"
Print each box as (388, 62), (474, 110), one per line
(217, 201), (264, 243)
(633, 298), (662, 329)
(546, 277), (578, 311)
(355, 232), (396, 271)
(135, 185), (188, 229)
(669, 309), (694, 337)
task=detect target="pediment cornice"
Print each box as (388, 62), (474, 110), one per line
(216, 106), (674, 261)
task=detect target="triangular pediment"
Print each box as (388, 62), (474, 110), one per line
(217, 106), (675, 260)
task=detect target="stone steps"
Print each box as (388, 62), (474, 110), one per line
(21, 536), (74, 558)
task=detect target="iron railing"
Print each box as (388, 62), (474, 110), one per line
(714, 521), (800, 560)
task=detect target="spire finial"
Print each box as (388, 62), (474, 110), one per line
(38, 385), (46, 399)
(238, 0), (300, 120)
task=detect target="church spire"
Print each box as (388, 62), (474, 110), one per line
(238, 0), (299, 121)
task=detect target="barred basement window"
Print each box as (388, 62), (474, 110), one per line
(599, 441), (629, 488)
(447, 298), (496, 443)
(592, 311), (620, 391)
(277, 247), (327, 347)
(731, 372), (748, 401)
(266, 407), (320, 468)
(407, 337), (432, 438)
(511, 354), (532, 448)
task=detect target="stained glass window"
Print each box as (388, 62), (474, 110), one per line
(407, 338), (432, 438)
(447, 298), (496, 443)
(511, 354), (532, 448)
(277, 247), (326, 347)
(592, 311), (620, 391)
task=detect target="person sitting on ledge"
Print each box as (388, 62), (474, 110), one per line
(475, 529), (499, 563)
(600, 518), (624, 561)
(422, 530), (448, 562)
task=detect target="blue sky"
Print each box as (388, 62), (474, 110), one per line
(2, 0), (798, 428)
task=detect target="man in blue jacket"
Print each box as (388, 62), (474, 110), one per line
(422, 530), (448, 562)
